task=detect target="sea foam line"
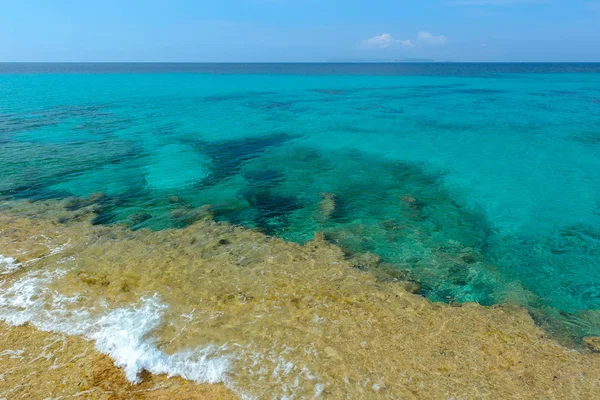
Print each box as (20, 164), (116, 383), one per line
(0, 255), (22, 275)
(1, 239), (70, 275)
(0, 259), (324, 398)
(0, 269), (230, 386)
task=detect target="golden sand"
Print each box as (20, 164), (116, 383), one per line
(1, 198), (600, 399)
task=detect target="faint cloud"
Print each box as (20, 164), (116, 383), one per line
(417, 32), (448, 45)
(362, 33), (414, 49)
(361, 32), (449, 50)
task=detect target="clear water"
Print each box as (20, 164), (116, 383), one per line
(1, 63), (600, 340)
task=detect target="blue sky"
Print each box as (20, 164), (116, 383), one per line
(1, 0), (599, 62)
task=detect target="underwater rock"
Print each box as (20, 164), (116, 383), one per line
(583, 336), (600, 352)
(240, 188), (302, 235)
(169, 208), (189, 218)
(448, 263), (472, 286)
(78, 271), (110, 287)
(371, 262), (410, 280)
(380, 219), (403, 231)
(88, 192), (107, 202)
(322, 227), (377, 256)
(63, 193), (107, 212)
(347, 252), (381, 271)
(403, 281), (422, 294)
(460, 253), (479, 264)
(312, 231), (327, 243)
(57, 209), (97, 224)
(449, 299), (463, 307)
(198, 133), (296, 185)
(56, 215), (71, 224)
(170, 205), (213, 226)
(89, 203), (104, 214)
(168, 196), (184, 204)
(370, 263), (421, 293)
(63, 196), (90, 211)
(318, 192), (336, 221)
(129, 212), (152, 225)
(400, 194), (425, 210)
(91, 211), (117, 226)
(243, 168), (285, 189)
(57, 196), (106, 224)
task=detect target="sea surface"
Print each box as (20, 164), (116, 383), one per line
(1, 63), (600, 396)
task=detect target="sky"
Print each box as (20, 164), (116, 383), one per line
(0, 0), (599, 62)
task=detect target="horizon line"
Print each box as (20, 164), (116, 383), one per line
(2, 61), (600, 64)
(1, 60), (600, 63)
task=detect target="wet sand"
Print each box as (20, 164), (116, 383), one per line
(1, 198), (600, 399)
(0, 322), (235, 399)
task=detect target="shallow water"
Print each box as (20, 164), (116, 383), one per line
(1, 64), (600, 353)
(2, 202), (600, 399)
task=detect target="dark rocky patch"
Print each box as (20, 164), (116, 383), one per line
(346, 252), (381, 271)
(243, 168), (285, 189)
(193, 132), (297, 186)
(169, 205), (212, 227)
(240, 188), (303, 235)
(168, 196), (185, 204)
(91, 211), (118, 226)
(129, 212), (152, 225)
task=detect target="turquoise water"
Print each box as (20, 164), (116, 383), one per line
(2, 63), (600, 341)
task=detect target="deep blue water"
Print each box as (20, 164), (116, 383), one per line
(1, 63), (600, 341)
(2, 62), (600, 75)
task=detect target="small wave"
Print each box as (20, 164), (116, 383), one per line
(0, 269), (230, 386)
(91, 295), (229, 384)
(0, 255), (21, 275)
(0, 240), (71, 276)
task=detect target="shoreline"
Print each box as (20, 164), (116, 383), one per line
(0, 322), (235, 400)
(2, 198), (600, 398)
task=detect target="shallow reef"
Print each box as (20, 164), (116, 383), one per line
(2, 199), (600, 399)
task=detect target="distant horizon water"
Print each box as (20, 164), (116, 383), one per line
(2, 62), (600, 76)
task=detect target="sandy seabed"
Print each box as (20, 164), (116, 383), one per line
(1, 198), (600, 399)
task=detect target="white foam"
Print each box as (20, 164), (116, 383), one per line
(242, 345), (323, 400)
(0, 267), (326, 398)
(22, 239), (71, 266)
(0, 269), (96, 339)
(0, 270), (229, 386)
(91, 295), (229, 383)
(0, 239), (71, 275)
(0, 255), (21, 275)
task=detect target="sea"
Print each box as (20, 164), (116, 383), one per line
(1, 62), (600, 397)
